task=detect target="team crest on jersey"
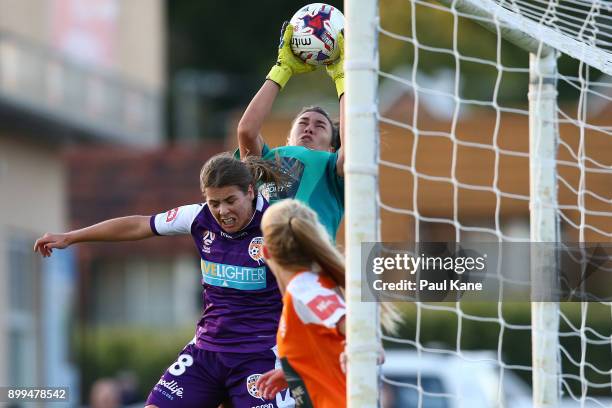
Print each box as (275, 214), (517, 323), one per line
(307, 294), (343, 321)
(246, 373), (263, 399)
(248, 237), (264, 264)
(165, 207), (179, 222)
(202, 230), (216, 254)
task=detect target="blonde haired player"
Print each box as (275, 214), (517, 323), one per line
(258, 199), (346, 408)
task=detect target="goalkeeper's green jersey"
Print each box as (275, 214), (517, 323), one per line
(238, 144), (344, 239)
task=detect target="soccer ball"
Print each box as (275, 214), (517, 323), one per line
(289, 3), (344, 66)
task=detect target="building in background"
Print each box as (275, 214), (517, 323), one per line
(64, 144), (223, 329)
(377, 71), (611, 244)
(0, 0), (165, 401)
(237, 68), (611, 249)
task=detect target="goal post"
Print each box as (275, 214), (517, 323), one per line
(344, 0), (380, 407)
(344, 0), (611, 407)
(528, 50), (561, 408)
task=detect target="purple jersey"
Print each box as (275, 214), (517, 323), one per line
(151, 194), (282, 353)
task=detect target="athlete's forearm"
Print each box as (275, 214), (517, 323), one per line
(237, 80), (279, 157)
(336, 94), (345, 176)
(67, 215), (154, 244)
(339, 94), (345, 147)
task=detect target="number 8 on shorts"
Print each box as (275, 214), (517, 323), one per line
(168, 354), (194, 376)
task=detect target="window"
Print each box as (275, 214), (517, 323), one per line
(90, 257), (199, 326)
(7, 234), (42, 387)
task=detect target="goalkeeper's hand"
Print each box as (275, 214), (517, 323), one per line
(267, 22), (316, 89)
(326, 30), (345, 98)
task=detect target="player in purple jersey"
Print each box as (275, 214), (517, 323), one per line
(34, 154), (295, 408)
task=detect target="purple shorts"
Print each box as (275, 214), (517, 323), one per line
(146, 343), (294, 408)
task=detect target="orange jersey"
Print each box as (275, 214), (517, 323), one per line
(277, 271), (346, 408)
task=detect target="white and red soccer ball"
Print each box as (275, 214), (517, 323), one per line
(289, 3), (344, 66)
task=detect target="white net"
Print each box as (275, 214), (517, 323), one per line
(373, 0), (612, 407)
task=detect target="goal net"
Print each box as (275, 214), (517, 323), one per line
(344, 0), (612, 407)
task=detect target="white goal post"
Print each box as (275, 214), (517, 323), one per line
(344, 0), (380, 406)
(344, 0), (612, 407)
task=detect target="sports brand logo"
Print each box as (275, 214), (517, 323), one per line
(202, 230), (216, 254)
(307, 294), (343, 321)
(165, 208), (179, 222)
(249, 237), (264, 264)
(246, 373), (263, 399)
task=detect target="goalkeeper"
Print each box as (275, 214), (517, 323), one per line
(237, 22), (345, 240)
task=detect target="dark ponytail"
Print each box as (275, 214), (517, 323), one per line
(200, 152), (285, 194)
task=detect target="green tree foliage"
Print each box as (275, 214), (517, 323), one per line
(388, 302), (612, 397)
(167, 0), (603, 114)
(166, 1), (344, 139)
(167, 0), (343, 78)
(75, 304), (611, 402)
(76, 326), (194, 404)
(379, 0), (604, 103)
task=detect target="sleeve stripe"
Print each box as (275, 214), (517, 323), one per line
(150, 215), (160, 236)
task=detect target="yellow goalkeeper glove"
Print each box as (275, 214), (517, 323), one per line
(326, 30), (345, 98)
(267, 22), (316, 89)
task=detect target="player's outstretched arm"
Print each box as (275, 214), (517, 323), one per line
(237, 23), (315, 158)
(237, 80), (278, 158)
(34, 215), (153, 257)
(326, 31), (345, 176)
(336, 94), (345, 177)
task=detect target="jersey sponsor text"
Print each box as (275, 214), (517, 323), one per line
(201, 260), (266, 290)
(154, 379), (184, 399)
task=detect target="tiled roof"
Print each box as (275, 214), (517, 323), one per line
(64, 142), (225, 258)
